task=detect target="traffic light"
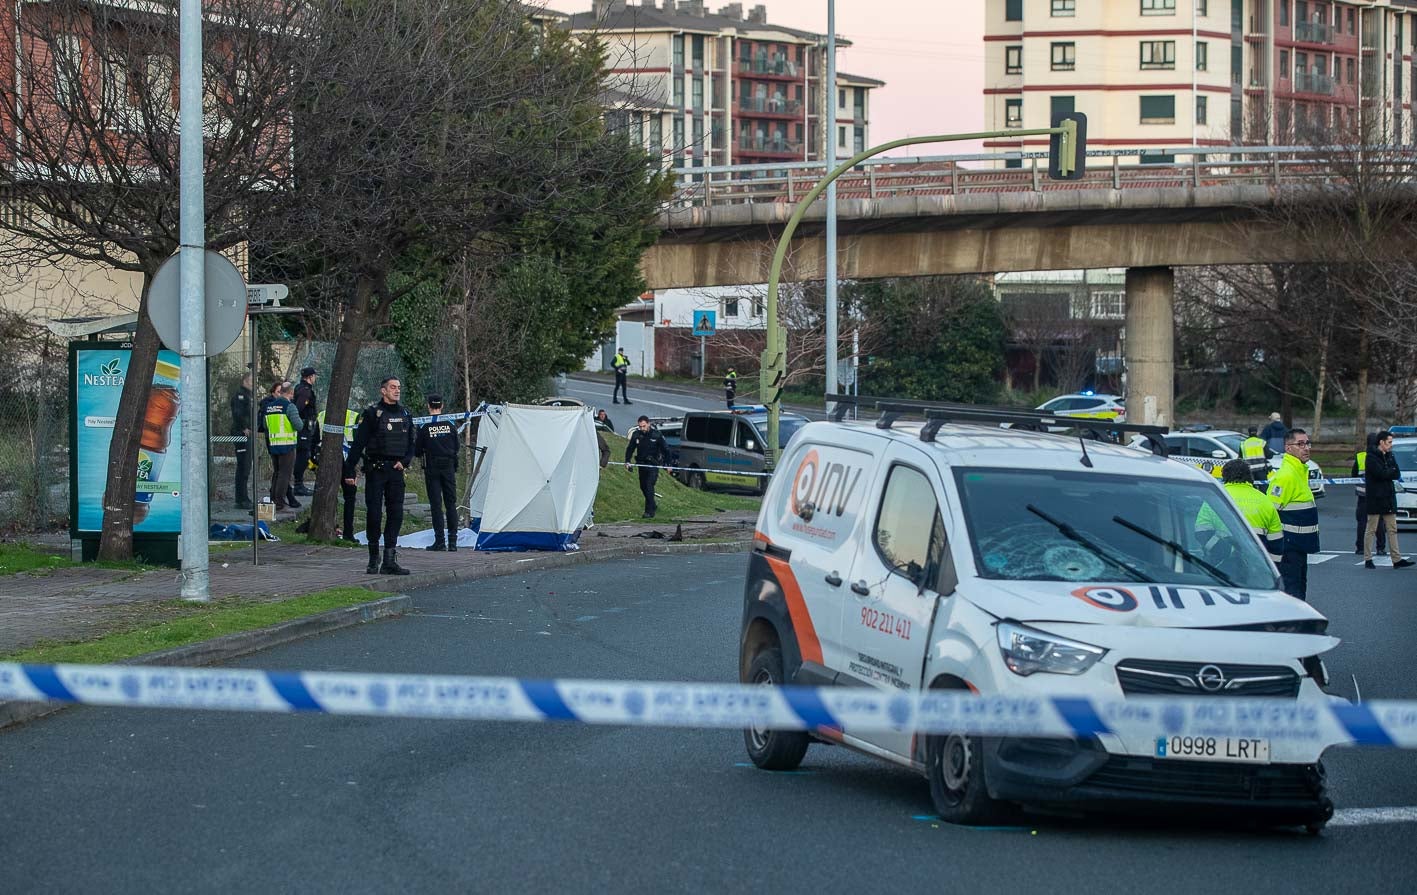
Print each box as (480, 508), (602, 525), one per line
(1048, 112), (1087, 181)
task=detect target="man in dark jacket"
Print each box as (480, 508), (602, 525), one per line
(1259, 413), (1287, 455)
(1363, 430), (1414, 569)
(1352, 432), (1387, 555)
(624, 415), (667, 518)
(414, 395), (460, 552)
(291, 367), (320, 495)
(230, 373), (253, 508)
(345, 377), (416, 575)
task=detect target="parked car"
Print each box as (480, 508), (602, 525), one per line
(1128, 429), (1326, 499)
(1389, 434), (1417, 527)
(1036, 392), (1125, 421)
(675, 407), (810, 493)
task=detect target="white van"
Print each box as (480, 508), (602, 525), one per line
(739, 400), (1338, 831)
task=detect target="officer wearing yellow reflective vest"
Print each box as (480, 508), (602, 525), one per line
(319, 406), (361, 542)
(1219, 460), (1284, 558)
(1267, 428), (1318, 600)
(259, 381), (301, 511)
(1240, 426), (1270, 486)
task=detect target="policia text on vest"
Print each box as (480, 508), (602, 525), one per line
(415, 395), (460, 552)
(344, 378), (415, 576)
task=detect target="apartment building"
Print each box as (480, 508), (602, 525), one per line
(984, 0), (1417, 159)
(567, 0), (883, 168)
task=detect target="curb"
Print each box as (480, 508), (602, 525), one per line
(0, 594), (410, 732)
(0, 539), (750, 732)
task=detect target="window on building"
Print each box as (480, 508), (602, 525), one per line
(723, 297), (739, 317)
(692, 35), (704, 68)
(673, 35), (684, 68)
(1005, 0), (1023, 21)
(1051, 0), (1075, 16)
(673, 75), (684, 107)
(1050, 95), (1075, 119)
(1280, 3), (1289, 26)
(649, 115), (663, 154)
(673, 116), (685, 151)
(1347, 8), (1355, 33)
(1051, 42), (1076, 71)
(1006, 45), (1022, 74)
(1196, 41), (1208, 71)
(853, 127), (865, 153)
(52, 34), (82, 107)
(692, 77), (704, 111)
(1346, 57), (1355, 83)
(1140, 40), (1176, 69)
(1140, 94), (1176, 124)
(1141, 0), (1176, 14)
(1280, 50), (1290, 78)
(1196, 94), (1208, 124)
(1005, 97), (1022, 127)
(1090, 292), (1125, 319)
(838, 125), (847, 146)
(1198, 0), (1208, 14)
(1004, 157), (1022, 169)
(691, 117), (703, 157)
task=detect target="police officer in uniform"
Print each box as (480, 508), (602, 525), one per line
(344, 377), (415, 575)
(1240, 426), (1270, 487)
(259, 381), (301, 510)
(319, 405), (361, 542)
(611, 348), (632, 405)
(724, 367), (738, 409)
(1267, 428), (1319, 599)
(230, 373), (253, 508)
(415, 395), (460, 552)
(624, 415), (667, 518)
(292, 367), (320, 495)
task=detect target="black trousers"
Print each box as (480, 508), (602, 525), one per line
(638, 465), (659, 517)
(268, 451), (295, 507)
(342, 480), (357, 539)
(234, 432), (251, 504)
(424, 460), (458, 538)
(1356, 497), (1386, 553)
(725, 388), (736, 409)
(365, 463), (406, 550)
(1277, 550), (1309, 601)
(613, 371), (629, 402)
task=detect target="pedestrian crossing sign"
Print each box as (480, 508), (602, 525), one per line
(692, 310), (717, 337)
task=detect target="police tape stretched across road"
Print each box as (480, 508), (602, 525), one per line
(3, 662), (1416, 749)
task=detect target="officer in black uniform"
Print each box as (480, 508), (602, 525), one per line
(415, 394), (460, 552)
(624, 415), (668, 518)
(230, 373), (253, 508)
(723, 367), (738, 409)
(344, 377), (415, 575)
(292, 367), (320, 495)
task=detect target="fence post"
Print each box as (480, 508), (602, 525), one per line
(785, 169), (795, 203)
(1031, 156), (1040, 191)
(950, 162), (959, 194)
(1191, 152), (1201, 188)
(1112, 154), (1121, 189)
(868, 166), (877, 198)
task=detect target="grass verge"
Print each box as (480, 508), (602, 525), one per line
(596, 433), (761, 523)
(0, 542), (69, 576)
(1, 586), (387, 665)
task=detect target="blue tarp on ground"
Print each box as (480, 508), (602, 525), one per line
(209, 522), (276, 541)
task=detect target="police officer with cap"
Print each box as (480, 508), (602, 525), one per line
(415, 394), (460, 552)
(292, 366), (320, 495)
(345, 377), (415, 575)
(724, 367), (738, 409)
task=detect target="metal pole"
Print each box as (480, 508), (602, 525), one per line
(249, 316), (259, 566)
(178, 0), (209, 601)
(761, 126), (1065, 466)
(824, 0), (838, 411)
(699, 334), (705, 383)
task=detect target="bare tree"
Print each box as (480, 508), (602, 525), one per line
(0, 0), (319, 559)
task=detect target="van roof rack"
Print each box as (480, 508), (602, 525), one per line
(828, 394), (1170, 456)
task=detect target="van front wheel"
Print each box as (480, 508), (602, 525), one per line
(743, 648), (809, 770)
(925, 732), (1007, 825)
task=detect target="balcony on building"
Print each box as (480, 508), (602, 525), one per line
(1293, 70), (1335, 95)
(738, 96), (803, 118)
(738, 57), (799, 78)
(737, 136), (801, 157)
(1294, 20), (1334, 45)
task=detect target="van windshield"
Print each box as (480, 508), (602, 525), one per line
(952, 468), (1280, 590)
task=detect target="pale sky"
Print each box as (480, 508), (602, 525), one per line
(756, 0), (986, 153)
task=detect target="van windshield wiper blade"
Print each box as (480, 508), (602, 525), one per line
(1111, 514), (1238, 588)
(1025, 504), (1156, 583)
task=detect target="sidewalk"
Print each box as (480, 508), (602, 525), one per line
(0, 513), (756, 656)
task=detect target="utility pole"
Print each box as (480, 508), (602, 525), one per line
(824, 0), (838, 412)
(178, 0), (209, 601)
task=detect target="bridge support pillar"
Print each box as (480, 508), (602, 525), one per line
(1124, 267), (1174, 427)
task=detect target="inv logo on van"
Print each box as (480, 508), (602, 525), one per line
(785, 446), (867, 543)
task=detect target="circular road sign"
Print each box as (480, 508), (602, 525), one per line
(148, 250), (248, 356)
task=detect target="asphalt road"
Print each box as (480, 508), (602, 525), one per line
(558, 376), (827, 429)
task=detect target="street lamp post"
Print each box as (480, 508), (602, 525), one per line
(824, 0), (838, 412)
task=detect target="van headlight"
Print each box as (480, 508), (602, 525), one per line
(996, 621), (1107, 677)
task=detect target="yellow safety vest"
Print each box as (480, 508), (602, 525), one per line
(1267, 453), (1318, 553)
(1223, 481), (1285, 557)
(265, 404), (297, 447)
(1241, 437), (1267, 460)
(319, 409), (359, 444)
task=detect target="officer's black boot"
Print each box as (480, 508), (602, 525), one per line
(428, 536), (446, 552)
(366, 544), (380, 575)
(447, 528), (458, 552)
(381, 547), (411, 576)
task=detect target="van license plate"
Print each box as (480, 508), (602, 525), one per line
(1155, 736), (1270, 764)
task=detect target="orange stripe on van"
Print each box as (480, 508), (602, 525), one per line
(764, 554), (823, 665)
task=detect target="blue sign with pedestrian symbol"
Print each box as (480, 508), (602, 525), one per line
(692, 310), (717, 337)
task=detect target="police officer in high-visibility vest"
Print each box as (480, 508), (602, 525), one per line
(415, 395), (460, 552)
(1240, 426), (1270, 487)
(611, 348), (632, 405)
(344, 377), (416, 576)
(1220, 460), (1285, 560)
(259, 382), (301, 510)
(1267, 428), (1319, 599)
(1351, 433), (1387, 556)
(724, 367), (738, 409)
(319, 406), (361, 542)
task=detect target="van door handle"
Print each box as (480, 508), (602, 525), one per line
(850, 581), (871, 597)
(825, 572), (842, 587)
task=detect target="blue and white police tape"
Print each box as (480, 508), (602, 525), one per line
(4, 663), (1417, 748)
(624, 462), (771, 478)
(1322, 475), (1417, 485)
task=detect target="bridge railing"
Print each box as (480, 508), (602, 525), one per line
(667, 145), (1417, 210)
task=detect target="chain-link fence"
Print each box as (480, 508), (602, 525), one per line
(0, 328), (68, 534)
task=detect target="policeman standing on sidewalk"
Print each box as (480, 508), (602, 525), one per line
(415, 394), (460, 552)
(344, 377), (415, 576)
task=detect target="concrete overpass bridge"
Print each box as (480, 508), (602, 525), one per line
(643, 145), (1417, 425)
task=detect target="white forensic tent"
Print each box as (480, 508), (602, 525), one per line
(467, 403), (600, 551)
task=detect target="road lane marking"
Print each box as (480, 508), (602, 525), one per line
(1327, 806), (1417, 827)
(561, 384), (700, 414)
(1308, 555), (1339, 565)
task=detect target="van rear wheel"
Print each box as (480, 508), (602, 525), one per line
(686, 469), (706, 490)
(743, 648), (809, 770)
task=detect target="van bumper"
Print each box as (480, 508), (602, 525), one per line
(981, 736), (1333, 826)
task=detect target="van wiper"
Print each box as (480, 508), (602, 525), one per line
(1025, 504), (1156, 583)
(1111, 514), (1238, 588)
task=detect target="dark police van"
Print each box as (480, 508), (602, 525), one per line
(675, 407), (810, 493)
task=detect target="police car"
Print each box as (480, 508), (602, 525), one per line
(1036, 391), (1125, 421)
(1126, 428), (1326, 499)
(1390, 431), (1417, 527)
(741, 398), (1337, 830)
